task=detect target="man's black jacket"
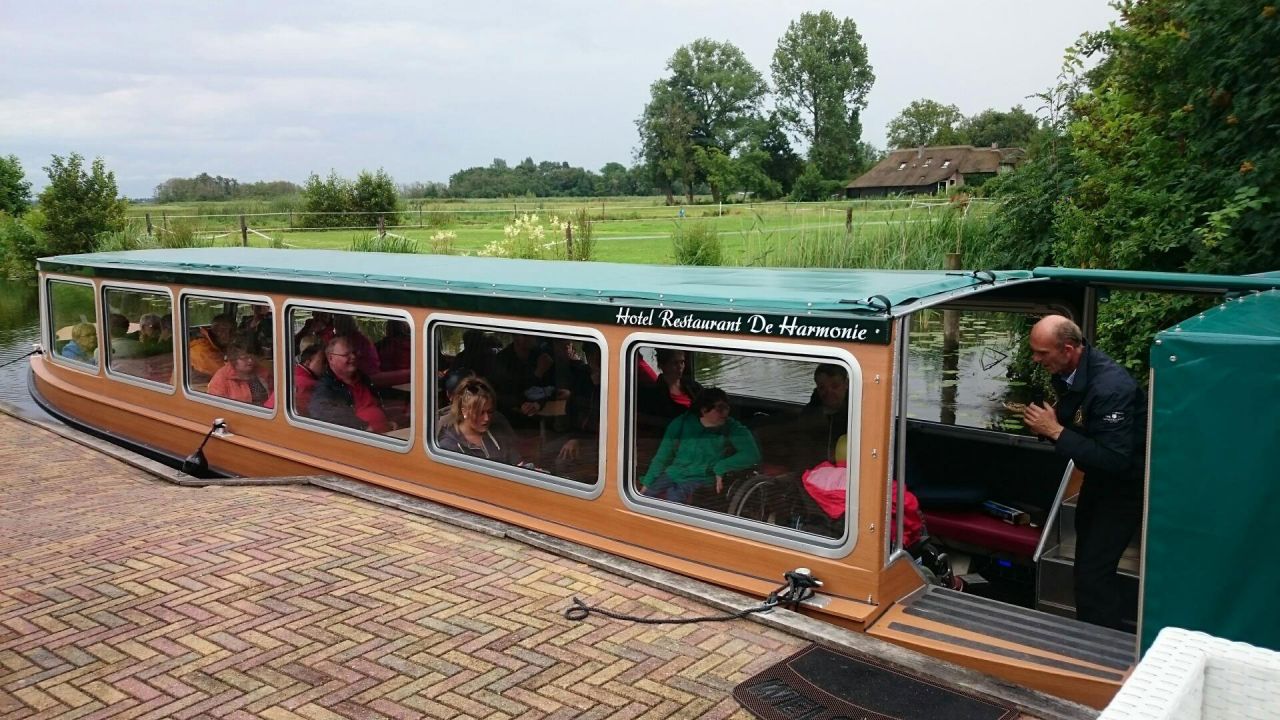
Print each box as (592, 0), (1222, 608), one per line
(1051, 344), (1147, 498)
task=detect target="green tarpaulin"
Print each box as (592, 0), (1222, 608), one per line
(1143, 289), (1280, 653)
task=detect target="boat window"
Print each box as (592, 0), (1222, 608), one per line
(287, 307), (412, 441)
(102, 287), (174, 386)
(628, 342), (853, 542)
(906, 309), (1038, 434)
(47, 280), (98, 370)
(183, 295), (275, 409)
(430, 322), (603, 486)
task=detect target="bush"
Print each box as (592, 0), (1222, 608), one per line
(38, 153), (127, 255)
(671, 221), (722, 266)
(0, 213), (42, 279)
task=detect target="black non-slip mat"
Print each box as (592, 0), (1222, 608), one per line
(733, 644), (1018, 720)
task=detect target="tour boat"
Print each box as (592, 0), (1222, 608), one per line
(29, 248), (1280, 708)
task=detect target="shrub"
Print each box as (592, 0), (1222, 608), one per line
(671, 221), (722, 266)
(0, 213), (42, 279)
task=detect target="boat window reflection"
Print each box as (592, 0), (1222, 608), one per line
(431, 322), (602, 485)
(48, 280), (99, 369)
(288, 307), (411, 440)
(103, 287), (173, 386)
(629, 343), (851, 541)
(183, 295), (275, 409)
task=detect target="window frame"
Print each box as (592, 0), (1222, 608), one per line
(179, 288), (278, 419)
(100, 281), (177, 394)
(424, 312), (608, 500)
(620, 332), (863, 557)
(282, 299), (415, 453)
(42, 275), (100, 377)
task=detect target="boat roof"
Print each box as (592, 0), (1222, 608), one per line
(39, 248), (1036, 317)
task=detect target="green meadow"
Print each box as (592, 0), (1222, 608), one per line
(122, 196), (998, 270)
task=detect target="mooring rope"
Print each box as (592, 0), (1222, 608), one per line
(564, 569), (821, 625)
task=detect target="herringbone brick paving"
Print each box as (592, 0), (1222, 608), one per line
(0, 414), (806, 719)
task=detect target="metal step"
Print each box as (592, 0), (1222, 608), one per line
(899, 586), (1137, 674)
(1036, 545), (1140, 627)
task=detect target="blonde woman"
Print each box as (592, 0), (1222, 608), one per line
(437, 377), (525, 467)
(61, 323), (98, 365)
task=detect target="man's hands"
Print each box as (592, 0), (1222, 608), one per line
(1022, 402), (1064, 440)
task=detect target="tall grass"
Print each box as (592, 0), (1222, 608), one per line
(348, 234), (420, 254)
(740, 206), (997, 271)
(671, 221), (723, 266)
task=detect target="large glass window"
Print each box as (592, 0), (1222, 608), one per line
(430, 321), (602, 485)
(103, 286), (173, 386)
(906, 309), (1038, 434)
(47, 280), (98, 369)
(183, 295), (274, 409)
(628, 341), (853, 541)
(288, 306), (411, 441)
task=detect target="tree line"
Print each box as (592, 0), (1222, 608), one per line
(153, 173), (301, 203)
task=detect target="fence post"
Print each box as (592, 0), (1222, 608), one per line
(288, 211), (293, 230)
(378, 214), (386, 239)
(845, 207), (853, 239)
(145, 213), (153, 238)
(162, 211), (168, 233)
(418, 203), (423, 228)
(240, 215), (248, 247)
(565, 223), (574, 260)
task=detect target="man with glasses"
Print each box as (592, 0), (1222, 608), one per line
(310, 336), (394, 434)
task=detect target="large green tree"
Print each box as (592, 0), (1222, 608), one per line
(958, 105), (1040, 149)
(39, 153), (127, 255)
(886, 99), (964, 149)
(1, 155), (32, 217)
(637, 39), (767, 204)
(771, 11), (875, 181)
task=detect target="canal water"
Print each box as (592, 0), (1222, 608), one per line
(0, 278), (47, 419)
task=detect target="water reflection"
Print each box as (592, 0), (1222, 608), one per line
(699, 310), (1034, 435)
(0, 277), (45, 416)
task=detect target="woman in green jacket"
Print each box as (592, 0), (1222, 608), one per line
(640, 388), (761, 505)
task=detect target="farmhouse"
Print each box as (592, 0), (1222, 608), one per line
(845, 144), (1024, 198)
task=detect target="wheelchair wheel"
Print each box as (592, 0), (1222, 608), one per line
(728, 476), (793, 525)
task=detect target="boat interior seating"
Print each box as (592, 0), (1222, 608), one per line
(905, 420), (1067, 561)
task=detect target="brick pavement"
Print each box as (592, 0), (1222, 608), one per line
(0, 413), (807, 719)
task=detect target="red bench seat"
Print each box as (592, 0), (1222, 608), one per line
(923, 509), (1041, 559)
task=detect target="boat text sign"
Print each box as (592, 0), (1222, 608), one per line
(613, 306), (887, 344)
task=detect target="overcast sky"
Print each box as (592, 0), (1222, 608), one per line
(1, 1), (1118, 198)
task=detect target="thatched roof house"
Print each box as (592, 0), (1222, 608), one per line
(846, 145), (1024, 198)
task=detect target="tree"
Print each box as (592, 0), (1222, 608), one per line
(958, 105), (1040, 149)
(744, 113), (805, 195)
(636, 81), (699, 204)
(886, 99), (964, 149)
(771, 11), (875, 181)
(636, 39), (767, 204)
(351, 169), (400, 227)
(38, 153), (127, 255)
(0, 155), (32, 217)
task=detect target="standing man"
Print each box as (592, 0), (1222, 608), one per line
(1022, 315), (1146, 631)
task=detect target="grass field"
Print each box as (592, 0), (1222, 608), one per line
(123, 196), (998, 269)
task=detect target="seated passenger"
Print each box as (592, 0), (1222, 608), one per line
(108, 313), (143, 359)
(543, 342), (602, 481)
(377, 320), (412, 373)
(189, 313), (236, 381)
(640, 388), (760, 504)
(61, 323), (98, 365)
(332, 313), (380, 378)
(452, 329), (498, 380)
(238, 304), (273, 355)
(310, 336), (394, 433)
(794, 363), (849, 468)
(437, 377), (526, 466)
(208, 338), (273, 407)
(159, 313), (173, 342)
(492, 333), (555, 429)
(136, 313), (171, 356)
(292, 334), (326, 416)
(294, 311), (334, 349)
(640, 349), (703, 429)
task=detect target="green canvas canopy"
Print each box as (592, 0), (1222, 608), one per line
(1143, 289), (1280, 653)
(40, 248), (1033, 317)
